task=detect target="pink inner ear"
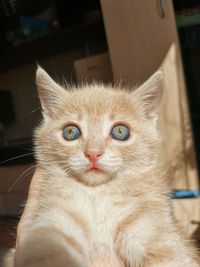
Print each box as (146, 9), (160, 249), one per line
(132, 70), (163, 121)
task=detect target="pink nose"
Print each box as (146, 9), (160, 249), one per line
(84, 151), (103, 163)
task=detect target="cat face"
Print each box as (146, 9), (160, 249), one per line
(35, 67), (163, 186)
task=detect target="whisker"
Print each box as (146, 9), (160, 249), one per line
(1, 152), (34, 165)
(8, 165), (36, 192)
(27, 106), (41, 115)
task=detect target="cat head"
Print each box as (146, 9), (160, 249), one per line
(35, 66), (163, 186)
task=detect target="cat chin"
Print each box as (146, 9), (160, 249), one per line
(79, 172), (114, 186)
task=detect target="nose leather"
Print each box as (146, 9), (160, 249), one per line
(84, 138), (105, 163)
(84, 150), (103, 163)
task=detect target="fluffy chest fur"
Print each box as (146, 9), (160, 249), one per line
(24, 167), (169, 267)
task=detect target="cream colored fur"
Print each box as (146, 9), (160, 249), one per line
(13, 67), (200, 267)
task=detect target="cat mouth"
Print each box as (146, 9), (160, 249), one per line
(86, 166), (105, 174)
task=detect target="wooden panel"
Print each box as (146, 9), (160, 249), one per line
(100, 0), (177, 82)
(173, 198), (200, 238)
(74, 53), (113, 83)
(159, 44), (198, 189)
(159, 44), (186, 188)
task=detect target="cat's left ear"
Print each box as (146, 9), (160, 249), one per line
(36, 65), (67, 118)
(132, 70), (164, 124)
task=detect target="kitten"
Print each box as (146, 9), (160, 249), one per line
(13, 66), (199, 267)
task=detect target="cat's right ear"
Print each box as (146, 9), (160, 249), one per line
(36, 65), (67, 118)
(132, 70), (164, 125)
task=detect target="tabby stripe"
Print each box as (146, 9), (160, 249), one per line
(114, 213), (136, 243)
(33, 226), (85, 256)
(114, 206), (149, 243)
(63, 234), (84, 256)
(63, 208), (90, 238)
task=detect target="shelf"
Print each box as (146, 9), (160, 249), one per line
(176, 13), (200, 28)
(0, 21), (107, 73)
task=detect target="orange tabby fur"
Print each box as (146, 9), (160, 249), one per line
(14, 67), (200, 267)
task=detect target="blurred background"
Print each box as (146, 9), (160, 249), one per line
(0, 0), (199, 250)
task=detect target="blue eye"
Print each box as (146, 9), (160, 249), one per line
(111, 124), (130, 141)
(63, 125), (81, 141)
